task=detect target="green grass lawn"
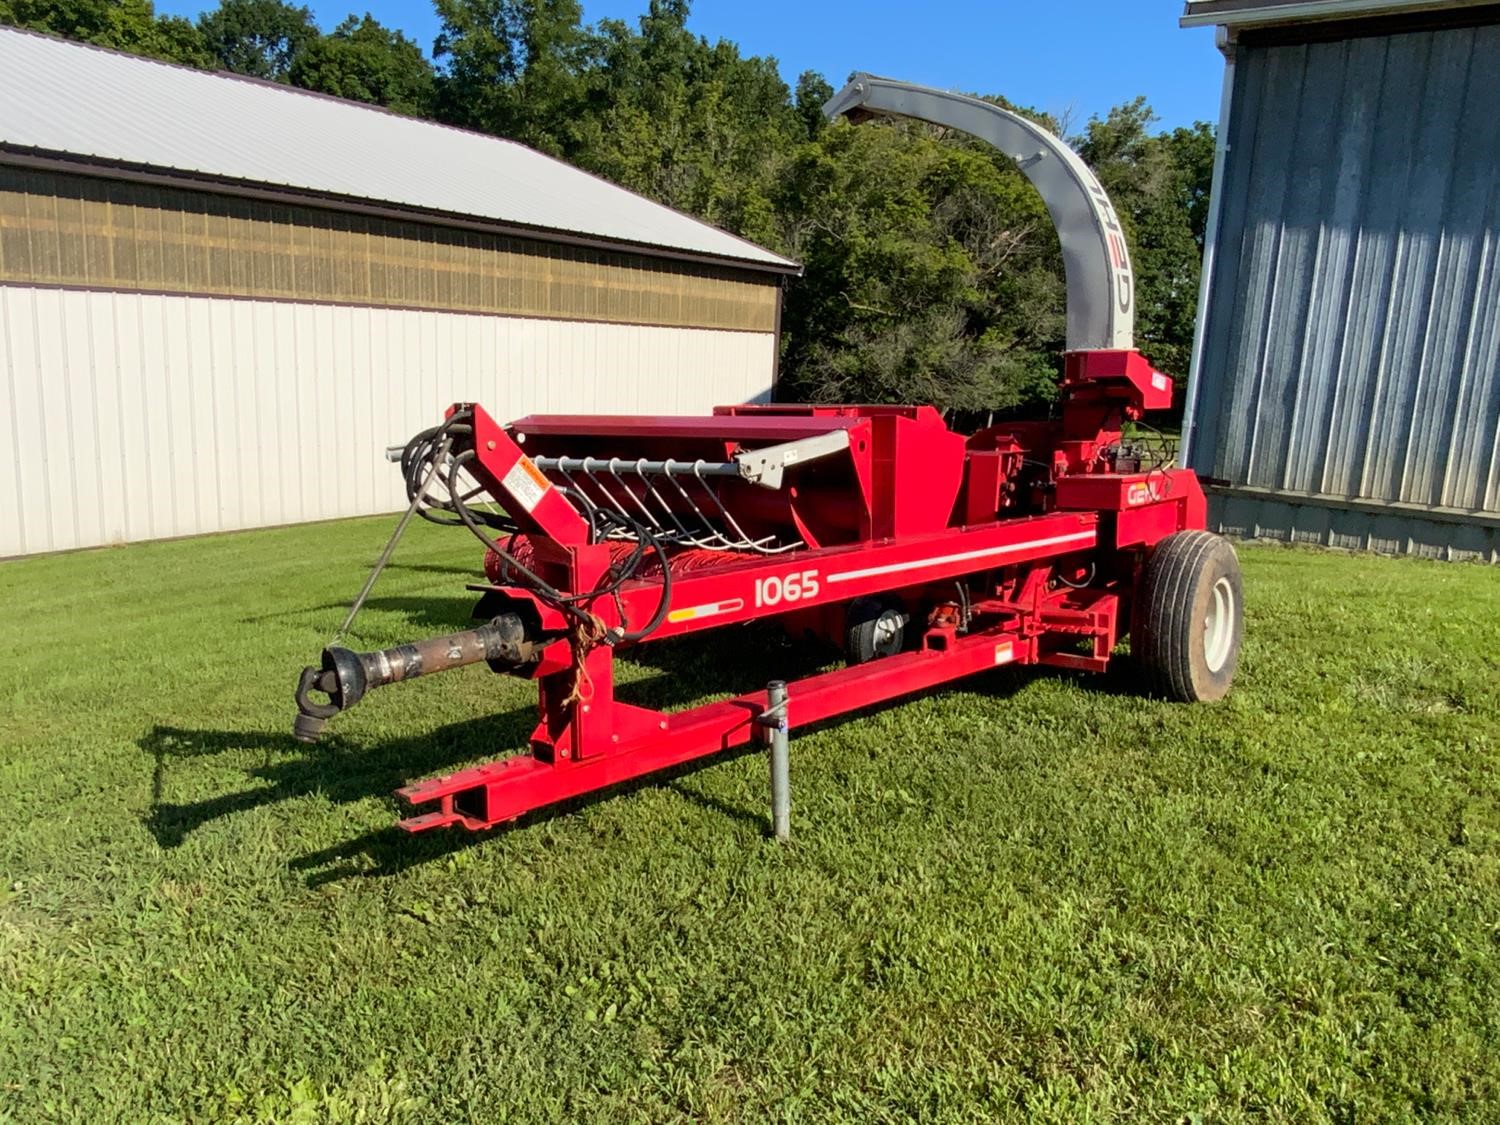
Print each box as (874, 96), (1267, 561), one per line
(2, 518), (1498, 1122)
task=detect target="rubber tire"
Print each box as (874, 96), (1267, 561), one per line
(845, 597), (906, 665)
(1133, 530), (1243, 702)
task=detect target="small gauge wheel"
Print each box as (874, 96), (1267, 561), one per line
(845, 597), (909, 665)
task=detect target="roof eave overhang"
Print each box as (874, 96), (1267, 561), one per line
(0, 144), (804, 279)
(1180, 0), (1493, 27)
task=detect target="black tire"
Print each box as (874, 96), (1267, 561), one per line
(1133, 530), (1243, 702)
(845, 597), (908, 665)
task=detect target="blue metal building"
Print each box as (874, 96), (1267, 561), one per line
(1182, 0), (1500, 561)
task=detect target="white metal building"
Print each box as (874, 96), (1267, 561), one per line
(0, 28), (797, 557)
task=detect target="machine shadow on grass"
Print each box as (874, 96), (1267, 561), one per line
(140, 708), (534, 851)
(137, 622), (820, 865)
(238, 592), (484, 631)
(141, 606), (1140, 883)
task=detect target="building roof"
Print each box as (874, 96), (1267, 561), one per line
(1181, 0), (1496, 27)
(0, 27), (797, 274)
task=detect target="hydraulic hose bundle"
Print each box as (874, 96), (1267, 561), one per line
(401, 409), (671, 641)
(293, 410), (675, 741)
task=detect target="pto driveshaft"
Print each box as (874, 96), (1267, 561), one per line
(293, 613), (539, 742)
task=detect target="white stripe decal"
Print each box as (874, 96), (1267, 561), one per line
(826, 531), (1096, 584)
(668, 597), (745, 624)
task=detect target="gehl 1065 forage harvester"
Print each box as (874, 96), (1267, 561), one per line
(292, 75), (1244, 834)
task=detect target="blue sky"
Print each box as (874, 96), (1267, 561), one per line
(155, 0), (1226, 131)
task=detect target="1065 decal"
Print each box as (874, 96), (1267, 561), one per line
(754, 569), (820, 608)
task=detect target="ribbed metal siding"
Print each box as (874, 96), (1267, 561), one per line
(0, 286), (776, 556)
(1191, 22), (1500, 557)
(0, 167), (780, 333)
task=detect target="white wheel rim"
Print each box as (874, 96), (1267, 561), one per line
(872, 610), (903, 657)
(1203, 576), (1235, 674)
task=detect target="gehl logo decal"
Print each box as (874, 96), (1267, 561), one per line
(1088, 179), (1133, 316)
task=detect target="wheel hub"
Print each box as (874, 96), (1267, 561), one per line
(1203, 575), (1236, 674)
(872, 610), (904, 657)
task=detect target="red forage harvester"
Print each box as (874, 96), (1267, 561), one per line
(293, 75), (1243, 835)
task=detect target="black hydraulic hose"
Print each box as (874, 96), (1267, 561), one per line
(553, 486), (672, 641)
(402, 420), (467, 526)
(620, 558), (671, 641)
(401, 412), (511, 531)
(389, 407), (676, 643)
(443, 449), (673, 643)
(444, 450), (577, 607)
(601, 509), (672, 642)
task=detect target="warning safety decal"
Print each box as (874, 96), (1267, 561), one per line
(501, 455), (552, 514)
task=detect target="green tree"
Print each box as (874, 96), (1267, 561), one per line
(570, 1), (801, 245)
(196, 0), (318, 80)
(431, 0), (591, 152)
(793, 70), (834, 140)
(0, 0), (211, 65)
(773, 116), (1064, 412)
(288, 14), (434, 115)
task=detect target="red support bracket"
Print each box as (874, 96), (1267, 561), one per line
(463, 405), (591, 547)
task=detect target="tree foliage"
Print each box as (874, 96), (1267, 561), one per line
(0, 0), (210, 65)
(772, 120), (1065, 411)
(568, 1), (800, 245)
(195, 0), (317, 79)
(431, 0), (590, 151)
(289, 15), (434, 115)
(1, 0), (1216, 412)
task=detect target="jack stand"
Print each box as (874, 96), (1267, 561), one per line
(762, 680), (791, 842)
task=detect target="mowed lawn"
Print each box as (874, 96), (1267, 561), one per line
(1, 517), (1498, 1122)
